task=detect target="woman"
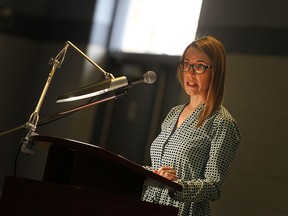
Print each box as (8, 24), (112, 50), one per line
(142, 35), (241, 216)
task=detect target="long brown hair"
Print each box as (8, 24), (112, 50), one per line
(177, 35), (226, 127)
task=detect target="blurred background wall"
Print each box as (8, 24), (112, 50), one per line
(0, 0), (287, 215)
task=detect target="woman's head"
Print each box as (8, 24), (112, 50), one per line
(177, 35), (227, 126)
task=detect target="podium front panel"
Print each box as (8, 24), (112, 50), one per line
(0, 176), (179, 216)
(44, 144), (145, 198)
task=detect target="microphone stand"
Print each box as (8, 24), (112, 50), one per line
(0, 40), (118, 154)
(0, 43), (69, 154)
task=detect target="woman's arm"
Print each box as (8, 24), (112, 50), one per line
(173, 117), (241, 203)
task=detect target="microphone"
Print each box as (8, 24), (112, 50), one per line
(56, 71), (157, 103)
(129, 70), (157, 86)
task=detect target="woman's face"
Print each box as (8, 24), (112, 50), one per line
(182, 47), (212, 100)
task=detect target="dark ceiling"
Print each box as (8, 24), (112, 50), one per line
(0, 0), (287, 56)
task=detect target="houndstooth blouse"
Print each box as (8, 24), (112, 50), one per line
(142, 103), (241, 216)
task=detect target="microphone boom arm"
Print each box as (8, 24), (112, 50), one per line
(66, 41), (114, 79)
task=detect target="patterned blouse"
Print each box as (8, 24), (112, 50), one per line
(142, 103), (241, 216)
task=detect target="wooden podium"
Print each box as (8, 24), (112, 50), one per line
(0, 135), (182, 216)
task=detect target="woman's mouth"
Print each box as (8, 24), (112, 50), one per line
(187, 81), (197, 87)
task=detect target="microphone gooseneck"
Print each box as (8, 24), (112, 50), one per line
(56, 70), (157, 103)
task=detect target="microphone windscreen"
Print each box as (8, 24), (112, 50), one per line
(143, 71), (157, 84)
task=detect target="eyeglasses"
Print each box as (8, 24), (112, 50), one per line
(178, 61), (212, 74)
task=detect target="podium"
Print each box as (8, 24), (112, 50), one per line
(0, 135), (182, 216)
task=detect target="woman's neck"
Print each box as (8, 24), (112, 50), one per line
(187, 95), (206, 111)
(176, 97), (205, 129)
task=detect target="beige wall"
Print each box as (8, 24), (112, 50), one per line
(211, 54), (288, 215)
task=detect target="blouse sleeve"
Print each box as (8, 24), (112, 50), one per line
(173, 117), (241, 203)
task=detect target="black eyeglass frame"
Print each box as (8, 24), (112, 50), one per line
(178, 61), (213, 74)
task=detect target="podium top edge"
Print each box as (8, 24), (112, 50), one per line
(31, 134), (183, 192)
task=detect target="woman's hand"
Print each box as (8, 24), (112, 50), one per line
(153, 166), (177, 181)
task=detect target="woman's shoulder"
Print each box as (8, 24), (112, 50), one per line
(213, 105), (241, 143)
(166, 104), (186, 117)
(169, 104), (185, 112)
(162, 104), (185, 124)
(213, 105), (241, 133)
(217, 106), (235, 121)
